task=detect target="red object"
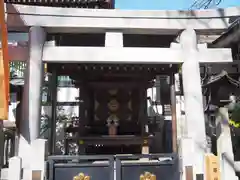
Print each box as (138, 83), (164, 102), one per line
(0, 0), (9, 119)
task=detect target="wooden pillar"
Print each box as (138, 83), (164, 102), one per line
(140, 85), (149, 154)
(0, 6), (9, 169)
(78, 82), (87, 155)
(170, 73), (177, 153)
(79, 83), (87, 136)
(49, 68), (57, 155)
(0, 0), (9, 119)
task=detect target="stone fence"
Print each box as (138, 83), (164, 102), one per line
(1, 139), (46, 180)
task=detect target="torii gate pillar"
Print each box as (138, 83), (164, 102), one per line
(180, 28), (207, 175)
(18, 26), (46, 170)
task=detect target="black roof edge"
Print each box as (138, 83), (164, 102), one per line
(210, 17), (240, 48)
(4, 0), (114, 9)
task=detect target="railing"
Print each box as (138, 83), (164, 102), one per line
(46, 154), (179, 180)
(115, 154), (179, 180)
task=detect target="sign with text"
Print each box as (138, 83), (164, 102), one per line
(205, 154), (221, 180)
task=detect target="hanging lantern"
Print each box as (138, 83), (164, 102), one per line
(202, 70), (240, 106)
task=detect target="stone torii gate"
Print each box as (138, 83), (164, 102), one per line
(173, 29), (236, 180)
(6, 26), (232, 180)
(5, 4), (238, 180)
(35, 27), (232, 177)
(23, 27), (232, 172)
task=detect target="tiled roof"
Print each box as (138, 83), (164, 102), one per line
(4, 0), (114, 9)
(211, 17), (240, 47)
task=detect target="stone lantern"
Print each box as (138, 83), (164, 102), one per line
(203, 70), (240, 165)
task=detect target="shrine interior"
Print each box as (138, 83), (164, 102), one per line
(46, 62), (178, 155)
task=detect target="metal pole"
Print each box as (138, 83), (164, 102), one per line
(0, 121), (4, 169)
(170, 73), (177, 153)
(49, 67), (57, 155)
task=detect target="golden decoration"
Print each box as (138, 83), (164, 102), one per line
(108, 99), (119, 112)
(79, 140), (84, 145)
(108, 89), (118, 95)
(139, 172), (156, 180)
(73, 173), (90, 180)
(143, 140), (148, 144)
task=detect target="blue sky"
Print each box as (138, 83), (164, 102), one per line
(115, 0), (240, 10)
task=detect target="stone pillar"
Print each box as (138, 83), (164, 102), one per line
(18, 27), (46, 168)
(180, 28), (206, 174)
(216, 107), (237, 180)
(8, 156), (22, 180)
(31, 139), (47, 180)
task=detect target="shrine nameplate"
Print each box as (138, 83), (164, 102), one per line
(205, 154), (221, 180)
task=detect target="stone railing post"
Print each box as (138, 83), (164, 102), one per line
(216, 107), (237, 180)
(31, 139), (47, 180)
(8, 156), (22, 180)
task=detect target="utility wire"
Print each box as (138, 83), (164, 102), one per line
(189, 0), (222, 10)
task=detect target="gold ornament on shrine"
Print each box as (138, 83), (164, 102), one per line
(73, 173), (90, 180)
(139, 172), (156, 180)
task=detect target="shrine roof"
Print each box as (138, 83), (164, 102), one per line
(211, 17), (240, 48)
(202, 70), (240, 88)
(4, 0), (114, 9)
